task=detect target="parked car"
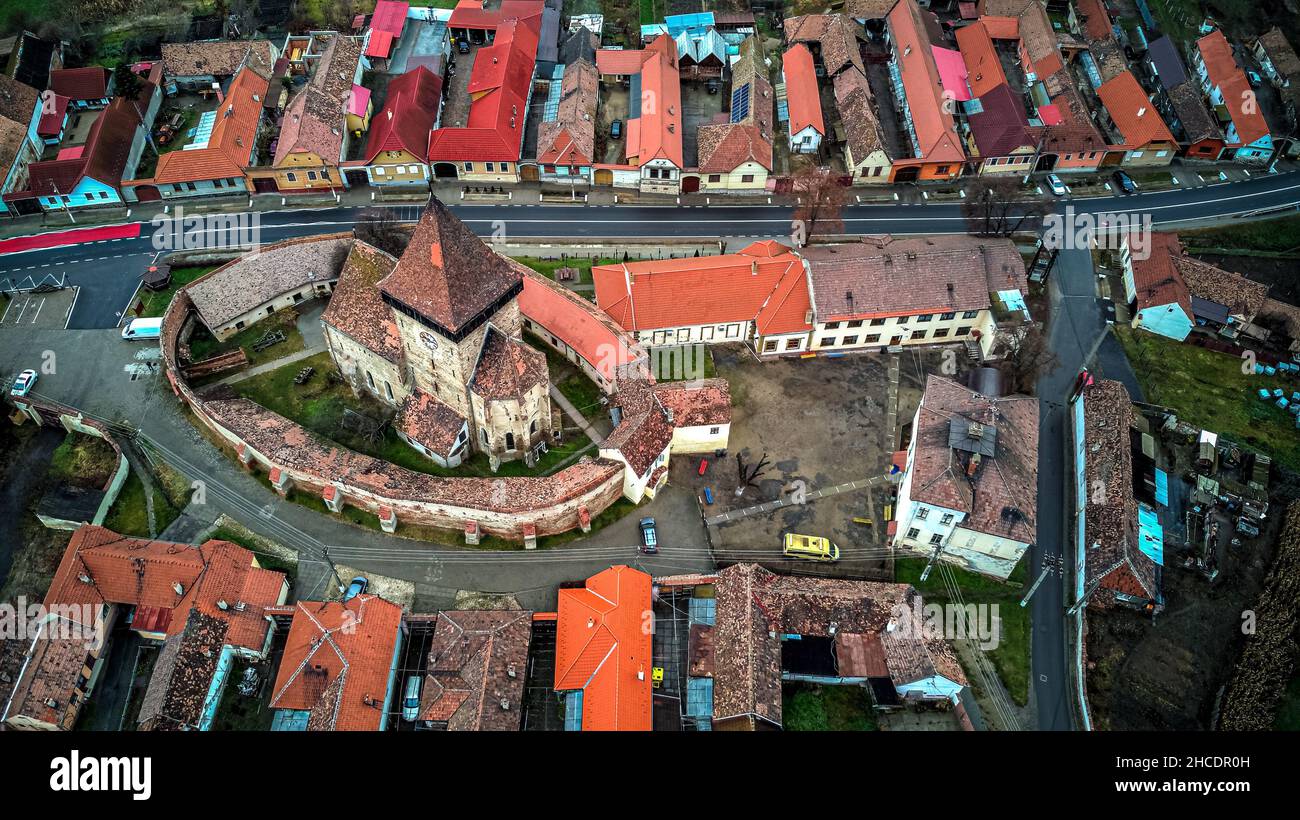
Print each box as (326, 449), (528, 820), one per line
(10, 369), (36, 397)
(783, 533), (840, 562)
(121, 317), (164, 341)
(456, 38), (470, 54)
(610, 119), (622, 140)
(1045, 173), (1068, 196)
(1112, 169), (1137, 195)
(1098, 297), (1116, 325)
(639, 517), (658, 554)
(344, 575), (368, 601)
(401, 675), (422, 722)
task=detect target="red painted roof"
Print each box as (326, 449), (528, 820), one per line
(592, 241), (812, 336)
(154, 66), (267, 185)
(269, 596), (405, 731)
(427, 16), (539, 162)
(37, 94), (68, 137)
(448, 0), (543, 30)
(20, 97), (141, 198)
(365, 30), (395, 59)
(364, 65), (442, 163)
(782, 44), (824, 137)
(887, 0), (965, 163)
(1196, 30), (1270, 147)
(554, 566), (653, 731)
(1097, 70), (1175, 148)
(371, 1), (409, 36)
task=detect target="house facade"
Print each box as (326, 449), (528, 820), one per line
(1191, 30), (1274, 163)
(783, 44), (824, 154)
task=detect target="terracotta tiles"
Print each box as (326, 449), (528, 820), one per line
(420, 610), (532, 730)
(469, 327), (548, 401)
(321, 239), (403, 363)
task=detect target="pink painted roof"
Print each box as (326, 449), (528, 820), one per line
(349, 84), (371, 117)
(932, 45), (972, 102)
(371, 1), (409, 36)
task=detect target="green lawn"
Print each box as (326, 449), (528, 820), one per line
(782, 682), (878, 731)
(231, 352), (592, 478)
(895, 557), (1030, 706)
(513, 255), (631, 286)
(1181, 214), (1300, 255)
(136, 266), (214, 318)
(48, 433), (119, 489)
(102, 468), (181, 538)
(189, 309), (306, 368)
(1115, 326), (1300, 471)
(650, 344), (716, 382)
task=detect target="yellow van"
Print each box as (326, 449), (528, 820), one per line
(782, 533), (840, 562)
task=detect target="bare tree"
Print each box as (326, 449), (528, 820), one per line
(354, 209), (410, 257)
(790, 160), (849, 244)
(961, 176), (1054, 238)
(734, 452), (771, 496)
(992, 323), (1059, 395)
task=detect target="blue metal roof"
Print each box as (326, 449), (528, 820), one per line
(563, 690), (584, 731)
(664, 12), (714, 38)
(688, 596), (716, 626)
(270, 709), (310, 731)
(1137, 504), (1164, 566)
(686, 677), (714, 720)
(1154, 469), (1169, 506)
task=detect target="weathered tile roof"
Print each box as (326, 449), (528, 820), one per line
(200, 398), (624, 512)
(833, 68), (889, 163)
(321, 239), (402, 363)
(652, 378), (732, 427)
(712, 563), (967, 727)
(802, 234), (1026, 320)
(1131, 231), (1192, 315)
(537, 60), (598, 166)
(1174, 255), (1269, 322)
(137, 610), (229, 731)
(395, 389), (466, 456)
(696, 122), (773, 172)
(553, 566), (653, 731)
(906, 375), (1039, 544)
(1257, 27), (1300, 80)
(1081, 379), (1157, 601)
(469, 326), (549, 401)
(783, 14), (864, 77)
(187, 234), (352, 329)
(378, 200), (522, 335)
(1167, 80), (1224, 144)
(604, 377), (675, 476)
(162, 39), (277, 79)
(274, 34), (364, 165)
(154, 66), (268, 185)
(420, 610), (532, 730)
(0, 71), (39, 125)
(269, 595), (405, 731)
(2, 618), (99, 729)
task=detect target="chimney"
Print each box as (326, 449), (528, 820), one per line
(966, 452), (982, 477)
(213, 81), (223, 104)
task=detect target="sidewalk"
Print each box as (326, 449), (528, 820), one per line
(549, 384), (606, 446)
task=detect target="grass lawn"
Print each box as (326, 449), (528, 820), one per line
(782, 682), (878, 731)
(208, 659), (276, 731)
(102, 468), (181, 538)
(1181, 214), (1300, 255)
(48, 433), (119, 489)
(137, 266), (215, 318)
(189, 309), (306, 368)
(513, 255), (643, 287)
(650, 344), (715, 382)
(1115, 325), (1300, 471)
(232, 352), (592, 478)
(895, 557), (1030, 706)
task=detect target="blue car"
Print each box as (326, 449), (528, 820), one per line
(344, 576), (368, 601)
(639, 517), (658, 554)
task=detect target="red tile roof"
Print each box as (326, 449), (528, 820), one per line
(363, 65), (442, 164)
(269, 595), (405, 731)
(1097, 70), (1175, 148)
(697, 122), (773, 172)
(1197, 30), (1270, 147)
(1075, 0), (1114, 42)
(44, 525), (286, 651)
(518, 270), (643, 383)
(887, 0), (965, 163)
(782, 44), (824, 137)
(625, 36), (683, 168)
(427, 16), (539, 162)
(448, 0), (544, 30)
(592, 241), (812, 336)
(48, 67), (110, 102)
(1129, 231), (1191, 315)
(553, 566), (653, 731)
(154, 66), (267, 185)
(19, 97), (141, 198)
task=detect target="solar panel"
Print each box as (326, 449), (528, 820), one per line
(730, 82), (751, 123)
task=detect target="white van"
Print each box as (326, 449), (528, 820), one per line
(121, 317), (164, 341)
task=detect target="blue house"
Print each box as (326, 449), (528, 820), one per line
(0, 74), (43, 216)
(1123, 232), (1194, 341)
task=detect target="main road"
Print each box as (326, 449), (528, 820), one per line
(1, 167), (1297, 730)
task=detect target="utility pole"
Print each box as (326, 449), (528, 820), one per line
(1019, 562), (1052, 607)
(50, 181), (76, 224)
(322, 546), (346, 595)
(1066, 578), (1102, 616)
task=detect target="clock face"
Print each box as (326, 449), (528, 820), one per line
(419, 331), (439, 350)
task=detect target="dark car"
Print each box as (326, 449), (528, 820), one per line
(610, 119), (623, 140)
(344, 575), (368, 601)
(1112, 170), (1137, 195)
(457, 38), (471, 54)
(1097, 297), (1116, 325)
(639, 517), (658, 554)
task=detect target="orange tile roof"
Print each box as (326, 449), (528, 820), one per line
(1197, 30), (1270, 147)
(1075, 0), (1114, 42)
(269, 595), (405, 731)
(154, 67), (267, 185)
(592, 242), (812, 337)
(624, 36), (683, 168)
(956, 22), (1007, 98)
(782, 44), (825, 137)
(887, 0), (965, 163)
(1097, 70), (1175, 147)
(553, 566), (653, 731)
(517, 270), (642, 384)
(43, 525), (285, 651)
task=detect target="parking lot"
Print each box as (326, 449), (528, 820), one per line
(0, 288), (78, 329)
